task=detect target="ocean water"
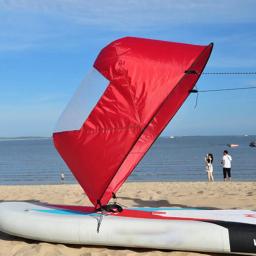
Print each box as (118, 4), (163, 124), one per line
(0, 136), (255, 185)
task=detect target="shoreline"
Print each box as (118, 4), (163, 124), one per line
(1, 180), (256, 185)
(1, 180), (256, 186)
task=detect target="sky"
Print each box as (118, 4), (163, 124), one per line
(0, 0), (256, 137)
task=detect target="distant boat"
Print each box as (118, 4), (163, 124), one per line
(249, 141), (256, 147)
(169, 136), (175, 139)
(227, 144), (239, 148)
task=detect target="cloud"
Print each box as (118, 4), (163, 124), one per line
(1, 0), (256, 68)
(248, 80), (256, 86)
(1, 0), (256, 29)
(209, 56), (256, 68)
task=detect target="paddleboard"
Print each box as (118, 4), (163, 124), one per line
(0, 202), (256, 254)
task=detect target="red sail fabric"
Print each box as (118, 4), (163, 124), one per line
(53, 37), (213, 207)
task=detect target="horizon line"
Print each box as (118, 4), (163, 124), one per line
(0, 134), (255, 139)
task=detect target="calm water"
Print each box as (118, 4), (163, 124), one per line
(0, 136), (255, 185)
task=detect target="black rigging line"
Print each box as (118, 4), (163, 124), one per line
(185, 69), (256, 107)
(186, 70), (256, 92)
(185, 70), (256, 76)
(195, 86), (256, 93)
(190, 86), (256, 108)
(202, 72), (256, 75)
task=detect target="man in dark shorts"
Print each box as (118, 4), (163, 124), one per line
(221, 150), (232, 181)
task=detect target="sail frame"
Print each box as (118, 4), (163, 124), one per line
(53, 37), (214, 207)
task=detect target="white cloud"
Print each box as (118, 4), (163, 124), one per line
(248, 80), (256, 86)
(1, 0), (256, 70)
(209, 56), (256, 68)
(1, 0), (256, 28)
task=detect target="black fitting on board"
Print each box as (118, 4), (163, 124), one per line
(185, 70), (199, 75)
(96, 203), (123, 213)
(189, 89), (199, 93)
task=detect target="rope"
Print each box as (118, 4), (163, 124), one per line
(185, 70), (256, 76)
(190, 86), (256, 108)
(184, 69), (256, 75)
(185, 69), (256, 107)
(96, 214), (104, 233)
(192, 86), (256, 93)
(202, 72), (256, 75)
(193, 87), (199, 108)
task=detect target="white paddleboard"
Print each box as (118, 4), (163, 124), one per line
(0, 202), (256, 254)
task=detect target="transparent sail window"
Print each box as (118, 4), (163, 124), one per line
(54, 68), (109, 133)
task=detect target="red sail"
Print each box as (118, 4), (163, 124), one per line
(53, 37), (213, 207)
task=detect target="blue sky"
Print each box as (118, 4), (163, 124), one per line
(0, 0), (256, 137)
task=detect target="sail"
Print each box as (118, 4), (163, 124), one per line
(53, 37), (213, 207)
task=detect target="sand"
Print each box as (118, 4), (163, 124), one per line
(0, 181), (255, 256)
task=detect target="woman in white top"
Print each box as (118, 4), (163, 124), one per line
(205, 153), (214, 182)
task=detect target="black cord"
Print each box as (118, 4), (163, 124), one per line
(187, 70), (256, 107)
(202, 72), (256, 75)
(198, 86), (256, 93)
(190, 86), (256, 108)
(193, 86), (199, 108)
(96, 214), (104, 233)
(185, 70), (256, 76)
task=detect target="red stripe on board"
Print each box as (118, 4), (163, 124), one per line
(48, 204), (209, 221)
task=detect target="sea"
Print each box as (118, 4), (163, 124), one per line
(0, 136), (255, 185)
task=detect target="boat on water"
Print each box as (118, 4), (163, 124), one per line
(227, 144), (239, 148)
(249, 141), (256, 147)
(1, 37), (255, 254)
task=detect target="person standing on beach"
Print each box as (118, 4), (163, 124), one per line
(205, 153), (214, 182)
(221, 150), (232, 181)
(60, 172), (65, 184)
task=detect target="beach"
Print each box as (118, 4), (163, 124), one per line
(0, 181), (255, 256)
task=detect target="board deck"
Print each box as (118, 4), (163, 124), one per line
(0, 202), (256, 254)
